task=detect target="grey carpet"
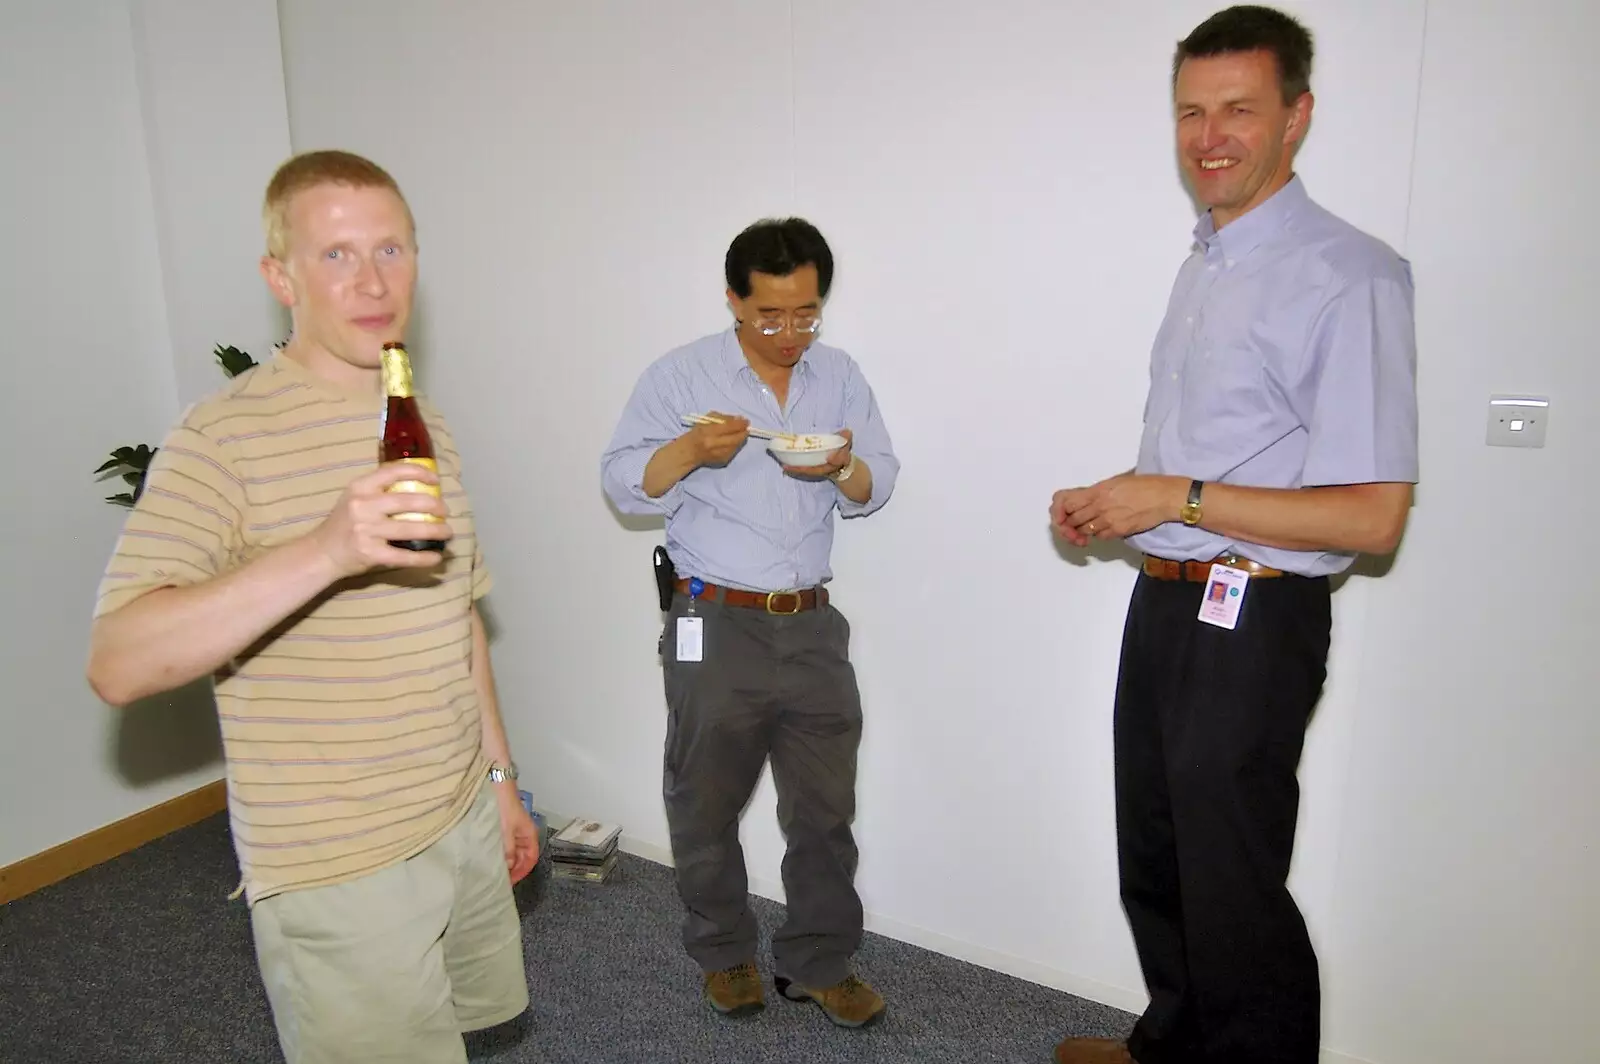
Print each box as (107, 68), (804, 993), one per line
(0, 813), (1134, 1063)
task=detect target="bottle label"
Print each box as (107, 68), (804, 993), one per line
(387, 457), (445, 523)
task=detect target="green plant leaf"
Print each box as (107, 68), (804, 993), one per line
(215, 344), (258, 377)
(95, 444), (157, 476)
(98, 339), (241, 505)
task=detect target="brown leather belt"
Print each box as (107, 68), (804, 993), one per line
(674, 578), (828, 614)
(1143, 554), (1285, 581)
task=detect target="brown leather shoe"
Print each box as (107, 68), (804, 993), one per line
(704, 962), (764, 1017)
(775, 973), (886, 1028)
(1053, 1036), (1133, 1063)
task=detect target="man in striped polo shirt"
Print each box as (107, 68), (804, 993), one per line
(88, 150), (537, 1063)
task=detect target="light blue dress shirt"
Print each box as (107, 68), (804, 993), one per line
(1128, 176), (1420, 577)
(601, 328), (899, 592)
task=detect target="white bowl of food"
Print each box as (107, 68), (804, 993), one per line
(768, 432), (847, 467)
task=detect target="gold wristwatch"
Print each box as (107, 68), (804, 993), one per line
(1180, 480), (1204, 526)
(831, 455), (858, 483)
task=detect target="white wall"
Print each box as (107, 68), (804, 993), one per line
(128, 0), (295, 406)
(4, 1), (1567, 1061)
(0, 0), (290, 868)
(1319, 4), (1600, 1063)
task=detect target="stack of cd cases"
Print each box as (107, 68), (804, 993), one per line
(548, 816), (621, 883)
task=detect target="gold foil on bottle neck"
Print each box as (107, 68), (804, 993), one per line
(380, 343), (414, 398)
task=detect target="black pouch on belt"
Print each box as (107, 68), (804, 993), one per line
(652, 546), (677, 612)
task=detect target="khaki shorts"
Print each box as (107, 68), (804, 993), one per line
(249, 780), (529, 1064)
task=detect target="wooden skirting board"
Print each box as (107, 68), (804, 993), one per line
(0, 780), (227, 905)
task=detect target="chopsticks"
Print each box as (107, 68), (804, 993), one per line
(680, 412), (796, 444)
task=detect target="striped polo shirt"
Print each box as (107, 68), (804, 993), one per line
(94, 351), (492, 904)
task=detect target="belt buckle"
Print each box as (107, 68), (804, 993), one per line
(764, 590), (803, 615)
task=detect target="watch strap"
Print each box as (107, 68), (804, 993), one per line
(1182, 479), (1204, 526)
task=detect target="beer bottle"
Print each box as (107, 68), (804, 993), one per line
(379, 342), (447, 551)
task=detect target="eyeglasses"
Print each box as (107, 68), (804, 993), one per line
(748, 314), (822, 337)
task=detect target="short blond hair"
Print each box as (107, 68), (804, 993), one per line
(262, 149), (416, 259)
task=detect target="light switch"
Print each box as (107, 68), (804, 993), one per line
(1486, 395), (1549, 448)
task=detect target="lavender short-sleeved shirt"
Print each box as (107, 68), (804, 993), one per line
(1127, 177), (1419, 577)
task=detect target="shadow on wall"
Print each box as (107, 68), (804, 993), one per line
(109, 677), (223, 786)
(605, 489), (667, 535)
(1049, 523), (1144, 572)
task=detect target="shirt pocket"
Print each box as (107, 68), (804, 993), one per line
(1175, 336), (1278, 463)
(239, 485), (340, 559)
(790, 389), (848, 436)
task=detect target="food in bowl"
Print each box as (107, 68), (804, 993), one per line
(768, 432), (847, 468)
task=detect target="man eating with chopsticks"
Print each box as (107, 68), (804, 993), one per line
(600, 216), (900, 1030)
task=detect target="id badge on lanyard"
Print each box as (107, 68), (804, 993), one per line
(1197, 564), (1249, 630)
(676, 577), (705, 661)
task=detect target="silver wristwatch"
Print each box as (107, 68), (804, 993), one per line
(487, 761), (519, 784)
(831, 455), (858, 483)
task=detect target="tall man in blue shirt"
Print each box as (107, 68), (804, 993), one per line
(1050, 7), (1418, 1064)
(601, 218), (899, 1030)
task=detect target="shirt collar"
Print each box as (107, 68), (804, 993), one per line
(719, 326), (748, 376)
(1192, 173), (1308, 261)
